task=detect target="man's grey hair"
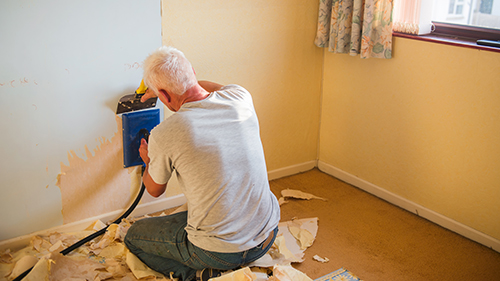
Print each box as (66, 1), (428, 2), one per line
(143, 46), (197, 96)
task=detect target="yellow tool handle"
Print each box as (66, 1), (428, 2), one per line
(135, 80), (148, 94)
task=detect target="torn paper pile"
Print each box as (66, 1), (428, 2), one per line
(0, 217), (318, 281)
(0, 219), (172, 281)
(210, 265), (313, 281)
(248, 217), (318, 267)
(1, 189), (326, 281)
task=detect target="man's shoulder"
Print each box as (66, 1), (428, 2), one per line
(221, 84), (248, 93)
(217, 84), (252, 102)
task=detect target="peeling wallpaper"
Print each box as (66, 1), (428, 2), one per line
(56, 117), (155, 224)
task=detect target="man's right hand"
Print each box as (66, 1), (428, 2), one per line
(139, 138), (150, 165)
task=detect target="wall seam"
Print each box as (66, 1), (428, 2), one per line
(315, 47), (326, 164)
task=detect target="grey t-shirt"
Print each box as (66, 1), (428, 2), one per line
(148, 84), (280, 253)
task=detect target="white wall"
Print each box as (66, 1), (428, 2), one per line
(0, 0), (162, 241)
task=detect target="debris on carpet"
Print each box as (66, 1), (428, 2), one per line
(209, 265), (313, 281)
(248, 217), (318, 267)
(312, 255), (329, 263)
(0, 214), (319, 281)
(278, 189), (327, 206)
(1, 187), (334, 281)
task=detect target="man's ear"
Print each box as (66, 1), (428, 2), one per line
(159, 89), (171, 103)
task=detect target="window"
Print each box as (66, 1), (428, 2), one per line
(393, 0), (500, 51)
(432, 0), (500, 30)
(480, 0), (494, 14)
(448, 0), (464, 15)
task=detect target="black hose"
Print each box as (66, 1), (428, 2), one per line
(61, 181), (146, 255)
(13, 130), (150, 281)
(12, 182), (146, 281)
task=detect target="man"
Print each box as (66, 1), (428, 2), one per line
(124, 46), (280, 281)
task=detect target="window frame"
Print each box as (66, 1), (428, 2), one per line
(393, 22), (500, 53)
(433, 21), (500, 41)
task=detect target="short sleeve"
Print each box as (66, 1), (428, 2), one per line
(147, 131), (172, 185)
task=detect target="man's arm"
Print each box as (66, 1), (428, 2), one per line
(139, 139), (167, 197)
(142, 165), (167, 197)
(198, 80), (224, 92)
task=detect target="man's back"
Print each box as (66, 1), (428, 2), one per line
(147, 84), (280, 252)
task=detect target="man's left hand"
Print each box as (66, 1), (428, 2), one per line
(140, 88), (156, 103)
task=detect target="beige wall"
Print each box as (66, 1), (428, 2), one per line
(161, 0), (323, 171)
(319, 37), (500, 240)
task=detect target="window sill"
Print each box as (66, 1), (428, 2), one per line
(393, 32), (500, 53)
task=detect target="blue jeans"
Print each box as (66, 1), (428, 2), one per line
(124, 211), (277, 281)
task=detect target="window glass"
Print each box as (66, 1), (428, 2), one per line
(432, 0), (500, 30)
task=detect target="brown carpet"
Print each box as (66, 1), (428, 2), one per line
(270, 168), (500, 281)
(154, 168), (500, 280)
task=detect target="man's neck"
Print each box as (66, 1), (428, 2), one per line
(181, 84), (210, 104)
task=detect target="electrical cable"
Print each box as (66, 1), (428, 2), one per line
(13, 129), (150, 281)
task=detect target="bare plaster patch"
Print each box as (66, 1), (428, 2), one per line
(56, 116), (154, 224)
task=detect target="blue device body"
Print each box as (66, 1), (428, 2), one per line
(121, 108), (160, 168)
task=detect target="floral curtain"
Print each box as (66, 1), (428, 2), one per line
(314, 0), (393, 59)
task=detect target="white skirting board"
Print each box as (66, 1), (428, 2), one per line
(317, 160), (500, 253)
(267, 160), (318, 181)
(0, 194), (187, 252)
